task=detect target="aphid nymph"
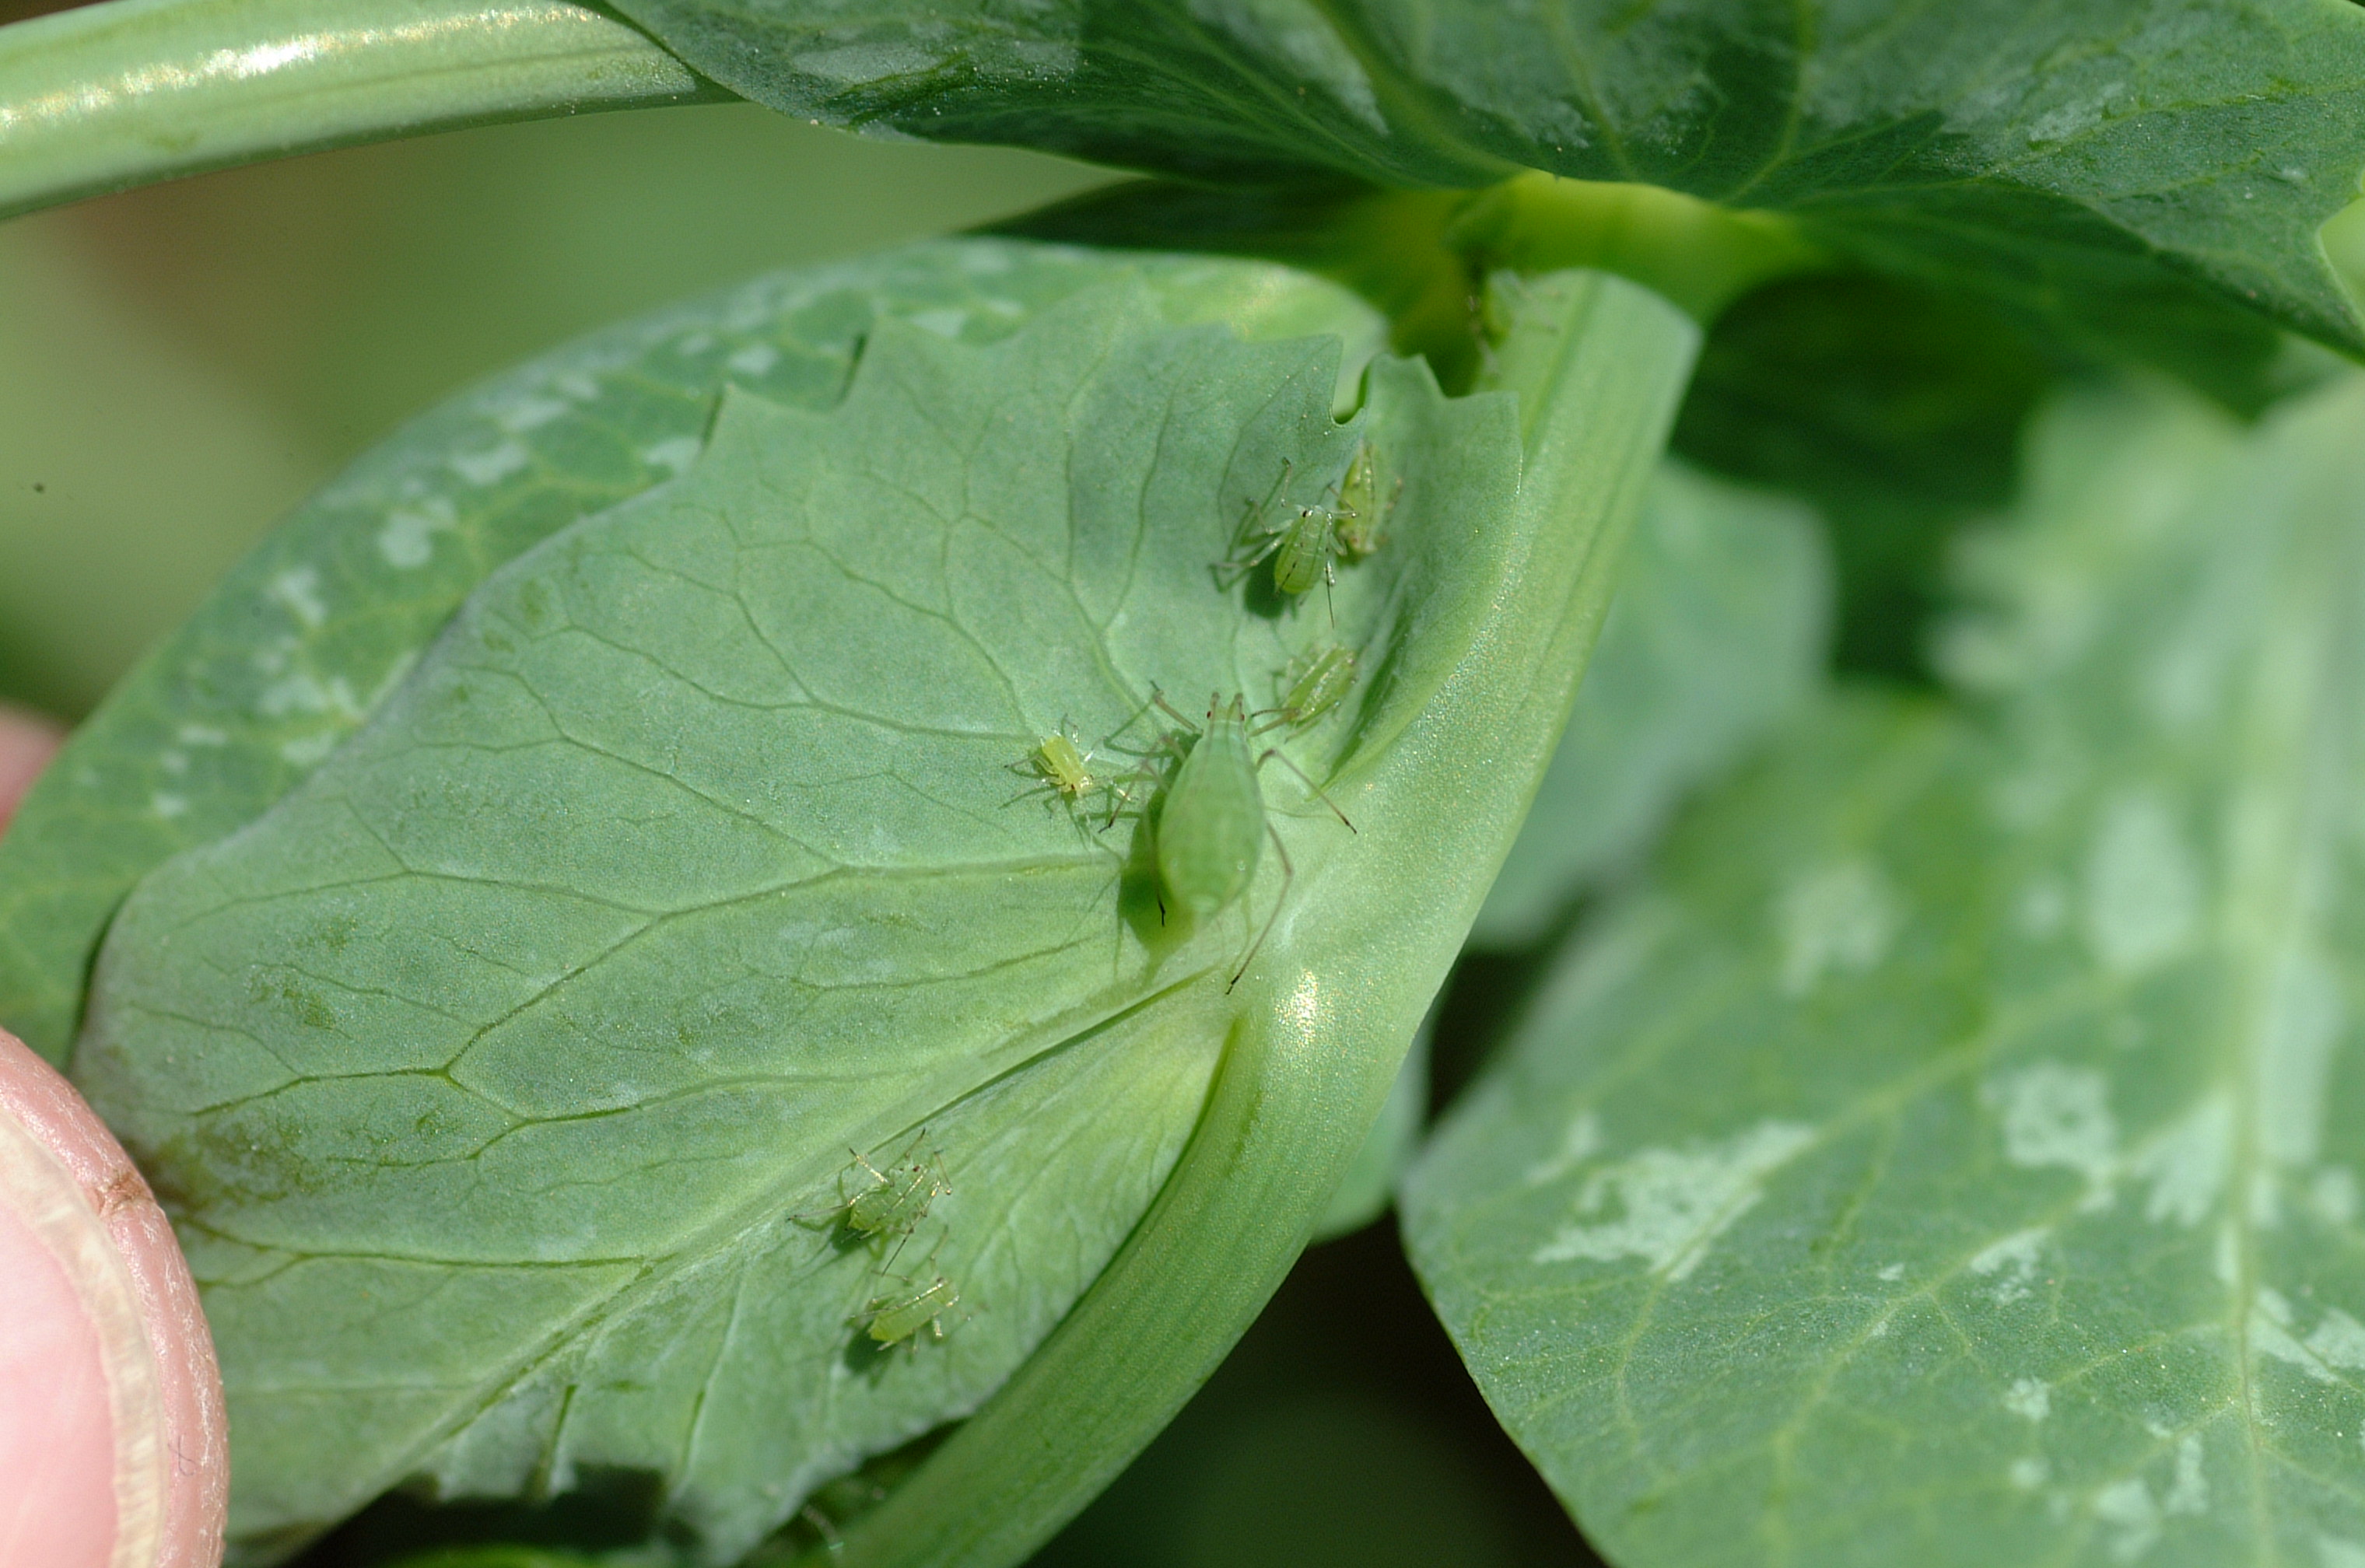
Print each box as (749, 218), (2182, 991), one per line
(1332, 441), (1395, 560)
(1008, 720), (1126, 825)
(1264, 643), (1358, 732)
(858, 1268), (961, 1350)
(803, 1132), (950, 1252)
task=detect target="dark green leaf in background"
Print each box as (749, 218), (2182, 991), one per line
(608, 0), (2365, 378)
(1470, 460), (1830, 950)
(1403, 373), (2365, 1564)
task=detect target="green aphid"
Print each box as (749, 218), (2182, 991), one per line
(1266, 644), (1358, 731)
(1128, 690), (1354, 990)
(1007, 721), (1124, 824)
(860, 1269), (961, 1349)
(1218, 460), (1352, 601)
(1331, 442), (1393, 560)
(829, 1133), (950, 1246)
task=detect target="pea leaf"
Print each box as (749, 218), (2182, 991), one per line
(71, 254), (1555, 1562)
(1403, 373), (2365, 1564)
(1470, 460), (1829, 950)
(608, 0), (2365, 370)
(1310, 1014), (1430, 1241)
(0, 240), (1386, 1066)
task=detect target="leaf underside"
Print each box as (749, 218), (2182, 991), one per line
(1405, 373), (2365, 1566)
(609, 0), (2365, 373)
(0, 240), (1385, 1067)
(64, 247), (1533, 1563)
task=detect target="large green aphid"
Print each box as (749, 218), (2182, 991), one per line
(1136, 691), (1353, 989)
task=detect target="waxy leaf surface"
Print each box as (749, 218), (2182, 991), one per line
(611, 0), (2365, 377)
(1406, 375), (2365, 1566)
(71, 252), (1537, 1563)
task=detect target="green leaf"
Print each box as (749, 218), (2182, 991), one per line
(1403, 373), (2365, 1564)
(608, 0), (2365, 366)
(1309, 1014), (1430, 1242)
(1469, 460), (1829, 950)
(0, 239), (1383, 1066)
(61, 249), (1698, 1564)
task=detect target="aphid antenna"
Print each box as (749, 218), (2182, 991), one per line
(1228, 821), (1293, 993)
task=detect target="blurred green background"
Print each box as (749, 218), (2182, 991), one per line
(0, 51), (1602, 1568)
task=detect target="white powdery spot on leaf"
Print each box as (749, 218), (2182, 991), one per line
(2003, 1377), (2051, 1420)
(1776, 858), (1904, 996)
(2093, 1475), (2160, 1562)
(640, 436), (703, 476)
(1985, 1062), (2118, 1195)
(377, 499), (457, 570)
(267, 567), (328, 631)
(909, 308), (971, 339)
(2162, 1433), (2206, 1517)
(2307, 1307), (2365, 1377)
(727, 344), (781, 378)
(1529, 1120), (1815, 1281)
(279, 733), (341, 768)
(492, 394), (571, 434)
(2009, 1457), (2050, 1489)
(1971, 1227), (2049, 1306)
(2247, 1287), (2365, 1386)
(1522, 1109), (1602, 1188)
(2321, 1534), (2365, 1568)
(2127, 1094), (2231, 1227)
(256, 672), (364, 723)
(2081, 792), (2200, 975)
(449, 439), (531, 488)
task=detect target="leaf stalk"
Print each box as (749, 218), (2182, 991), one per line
(822, 266), (1702, 1568)
(0, 0), (724, 222)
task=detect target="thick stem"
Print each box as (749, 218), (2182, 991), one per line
(0, 0), (723, 222)
(1454, 172), (1825, 325)
(824, 268), (1701, 1568)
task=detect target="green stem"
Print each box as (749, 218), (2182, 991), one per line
(1453, 172), (1825, 324)
(826, 268), (1701, 1568)
(0, 0), (723, 221)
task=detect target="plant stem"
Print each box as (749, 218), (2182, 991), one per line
(822, 267), (1701, 1568)
(0, 0), (724, 221)
(1454, 172), (1825, 324)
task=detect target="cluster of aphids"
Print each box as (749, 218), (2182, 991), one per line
(1011, 440), (1393, 992)
(808, 1131), (964, 1353)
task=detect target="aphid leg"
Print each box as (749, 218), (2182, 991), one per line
(1228, 821), (1293, 993)
(1256, 747), (1356, 833)
(1215, 460), (1295, 587)
(799, 1503), (844, 1555)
